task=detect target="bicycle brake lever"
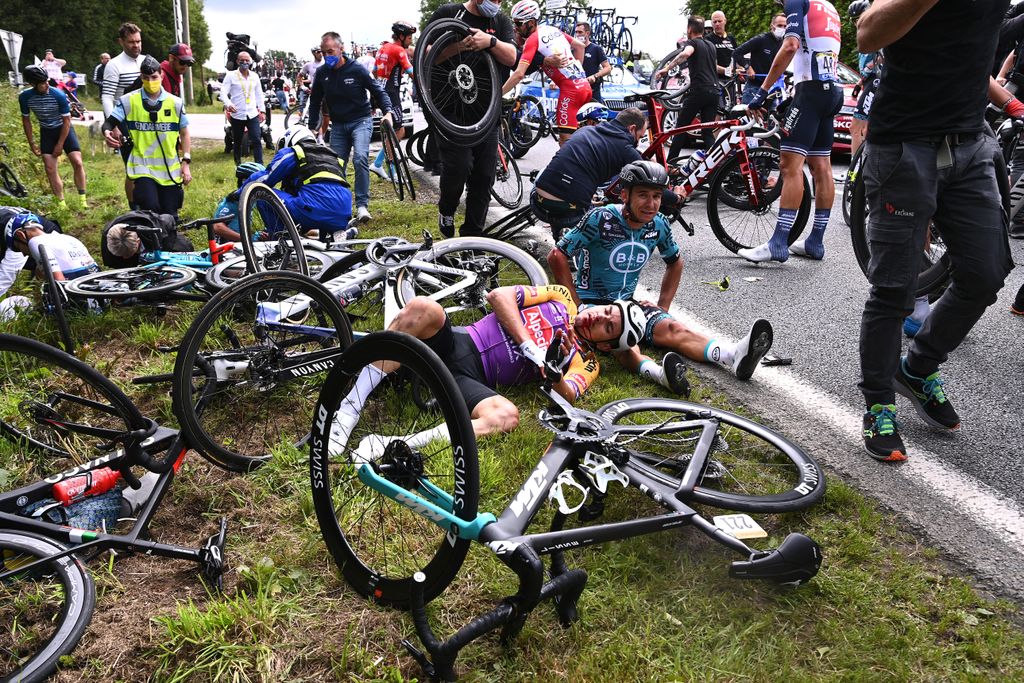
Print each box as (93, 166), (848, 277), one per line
(422, 230), (433, 249)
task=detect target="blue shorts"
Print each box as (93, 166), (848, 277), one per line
(40, 125), (80, 155)
(780, 81), (844, 157)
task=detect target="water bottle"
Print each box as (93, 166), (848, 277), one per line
(679, 149), (707, 178)
(53, 467), (121, 506)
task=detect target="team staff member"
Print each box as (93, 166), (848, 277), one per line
(653, 16), (721, 157)
(102, 56), (192, 216)
(855, 0), (1016, 461)
(428, 0), (518, 237)
(19, 65), (88, 209)
(221, 51), (265, 166)
(739, 0), (843, 263)
(92, 53), (110, 92)
(732, 13), (787, 105)
(161, 43), (194, 97)
(575, 22), (611, 103)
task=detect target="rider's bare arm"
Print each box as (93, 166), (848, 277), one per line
(546, 247), (581, 306)
(658, 259), (683, 311)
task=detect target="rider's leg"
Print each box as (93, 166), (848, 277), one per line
(789, 154), (835, 259)
(651, 316), (773, 380)
(612, 345), (689, 395)
(68, 151), (87, 206)
(470, 395), (520, 436)
(41, 153), (64, 201)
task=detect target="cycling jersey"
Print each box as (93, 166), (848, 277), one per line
(19, 86), (71, 129)
(520, 25), (592, 131)
(374, 41), (412, 90)
(556, 206), (680, 303)
(27, 233), (98, 280)
(465, 284), (599, 399)
(785, 0), (842, 83)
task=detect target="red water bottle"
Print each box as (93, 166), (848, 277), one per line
(53, 467), (121, 506)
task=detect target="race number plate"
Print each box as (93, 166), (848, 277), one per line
(713, 513), (767, 539)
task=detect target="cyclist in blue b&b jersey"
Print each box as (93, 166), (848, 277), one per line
(739, 0), (844, 264)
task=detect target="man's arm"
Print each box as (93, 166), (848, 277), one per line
(755, 36), (799, 96)
(308, 70), (324, 131)
(52, 116), (70, 158)
(657, 259), (682, 310)
(21, 115), (39, 156)
(998, 51), (1016, 85)
(179, 119), (192, 185)
(569, 36), (585, 63)
(0, 249), (28, 298)
(594, 58), (612, 80)
(857, 0), (941, 53)
(654, 45), (694, 80)
(101, 59), (120, 117)
(546, 247), (581, 305)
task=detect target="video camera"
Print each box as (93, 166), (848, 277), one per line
(225, 32), (262, 71)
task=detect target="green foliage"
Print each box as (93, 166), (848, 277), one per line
(684, 0), (859, 66)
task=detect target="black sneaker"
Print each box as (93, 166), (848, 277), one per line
(863, 404), (907, 462)
(732, 319), (773, 380)
(892, 358), (961, 431)
(662, 352), (690, 397)
(438, 214), (455, 238)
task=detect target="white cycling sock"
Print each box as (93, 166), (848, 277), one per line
(910, 295), (931, 322)
(704, 339), (736, 371)
(331, 365), (387, 446)
(639, 358), (669, 390)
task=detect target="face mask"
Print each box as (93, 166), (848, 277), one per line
(238, 61), (251, 71)
(324, 55), (339, 67)
(479, 0), (500, 17)
(772, 27), (785, 39)
(143, 79), (161, 95)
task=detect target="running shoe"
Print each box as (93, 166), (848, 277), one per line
(370, 163), (390, 181)
(737, 243), (787, 264)
(1012, 301), (1024, 316)
(788, 239), (824, 260)
(355, 206), (372, 224)
(732, 319), (773, 380)
(863, 404), (907, 462)
(892, 358), (961, 431)
(662, 352), (690, 397)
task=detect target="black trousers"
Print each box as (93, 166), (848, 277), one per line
(437, 125), (498, 236)
(132, 177), (184, 217)
(667, 87), (720, 160)
(229, 115), (264, 166)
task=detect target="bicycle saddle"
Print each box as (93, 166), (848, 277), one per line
(624, 90), (672, 103)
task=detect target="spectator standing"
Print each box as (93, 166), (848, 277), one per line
(575, 22), (611, 103)
(220, 51), (266, 166)
(92, 53), (110, 92)
(706, 11), (736, 76)
(309, 31), (392, 225)
(653, 16), (720, 157)
(102, 56), (192, 216)
(102, 23), (145, 118)
(40, 49), (66, 83)
(855, 0), (1015, 461)
(271, 72), (288, 111)
(357, 47), (377, 73)
(427, 0), (518, 237)
(296, 47), (324, 107)
(732, 13), (786, 105)
(19, 65), (87, 209)
(161, 43), (194, 98)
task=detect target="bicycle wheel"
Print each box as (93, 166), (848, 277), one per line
(395, 237), (546, 327)
(655, 48), (688, 92)
(490, 142), (523, 209)
(37, 245), (73, 355)
(283, 105), (307, 129)
(842, 146), (863, 227)
(707, 147), (811, 253)
(415, 19), (501, 146)
(62, 265), (197, 300)
(405, 128), (427, 167)
(618, 28), (633, 60)
(380, 118), (404, 200)
(309, 331), (479, 608)
(172, 271), (353, 471)
(507, 95), (545, 151)
(0, 531), (96, 683)
(203, 256), (252, 291)
(0, 333), (148, 465)
(0, 161), (27, 197)
(481, 205), (537, 241)
(597, 398), (825, 512)
(238, 182), (310, 277)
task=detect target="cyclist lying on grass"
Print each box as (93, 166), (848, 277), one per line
(328, 284), (689, 456)
(4, 212), (97, 282)
(548, 160), (774, 388)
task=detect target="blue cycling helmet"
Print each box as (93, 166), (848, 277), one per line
(4, 212), (42, 251)
(236, 161), (266, 181)
(577, 102), (611, 125)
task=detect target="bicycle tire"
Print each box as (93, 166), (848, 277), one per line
(405, 128), (428, 167)
(0, 161), (27, 198)
(654, 48), (688, 92)
(415, 19), (501, 146)
(309, 331), (479, 608)
(172, 271), (353, 471)
(63, 265), (197, 300)
(380, 117), (405, 200)
(203, 256), (252, 291)
(618, 28), (633, 60)
(596, 24), (615, 53)
(489, 142), (523, 210)
(395, 237), (547, 327)
(596, 398), (825, 512)
(507, 95), (545, 152)
(481, 205), (537, 241)
(283, 105), (307, 130)
(707, 147), (810, 253)
(37, 245), (73, 355)
(238, 182), (310, 277)
(842, 145), (863, 228)
(0, 333), (148, 463)
(383, 118), (416, 202)
(0, 531), (96, 683)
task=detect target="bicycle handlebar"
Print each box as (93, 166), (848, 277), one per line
(179, 215), (233, 231)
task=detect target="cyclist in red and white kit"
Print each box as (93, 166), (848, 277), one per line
(502, 0), (591, 146)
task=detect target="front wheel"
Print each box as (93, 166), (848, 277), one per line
(707, 147), (811, 253)
(0, 531), (96, 683)
(238, 181), (309, 277)
(63, 265), (197, 300)
(597, 398), (825, 512)
(309, 331), (479, 608)
(489, 142), (523, 209)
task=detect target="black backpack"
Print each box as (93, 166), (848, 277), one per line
(100, 211), (192, 268)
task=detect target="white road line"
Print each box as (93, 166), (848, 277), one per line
(636, 285), (1024, 547)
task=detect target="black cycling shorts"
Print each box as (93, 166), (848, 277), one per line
(40, 125), (81, 155)
(421, 318), (496, 412)
(780, 81), (844, 157)
(854, 75), (879, 122)
(385, 87), (404, 126)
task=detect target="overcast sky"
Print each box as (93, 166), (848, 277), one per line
(202, 0), (690, 70)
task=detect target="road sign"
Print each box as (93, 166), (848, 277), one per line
(0, 29), (24, 81)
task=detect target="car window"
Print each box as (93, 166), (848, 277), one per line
(835, 62), (859, 85)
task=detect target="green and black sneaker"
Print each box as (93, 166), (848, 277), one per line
(893, 358), (961, 431)
(863, 404), (907, 462)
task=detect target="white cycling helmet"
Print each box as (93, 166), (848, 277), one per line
(611, 300), (646, 350)
(577, 102), (612, 125)
(511, 0), (541, 21)
(278, 125), (314, 150)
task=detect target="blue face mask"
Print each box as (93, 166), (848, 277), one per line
(479, 0), (500, 17)
(238, 61), (251, 71)
(324, 55), (339, 67)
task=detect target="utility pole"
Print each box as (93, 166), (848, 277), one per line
(180, 0), (194, 105)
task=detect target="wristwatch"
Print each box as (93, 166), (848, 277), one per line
(181, 153), (192, 163)
(486, 35), (497, 50)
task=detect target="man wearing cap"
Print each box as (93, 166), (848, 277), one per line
(296, 47), (324, 108)
(162, 44), (194, 97)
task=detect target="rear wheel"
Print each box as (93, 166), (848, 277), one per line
(310, 331), (479, 608)
(238, 182), (310, 277)
(481, 205), (537, 241)
(63, 265), (197, 300)
(0, 531), (96, 683)
(489, 142), (523, 209)
(507, 95), (545, 152)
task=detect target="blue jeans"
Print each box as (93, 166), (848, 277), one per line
(275, 90), (288, 111)
(330, 116), (372, 209)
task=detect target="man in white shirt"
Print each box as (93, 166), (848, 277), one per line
(296, 47), (324, 107)
(220, 51), (266, 166)
(101, 23), (145, 118)
(356, 46), (376, 73)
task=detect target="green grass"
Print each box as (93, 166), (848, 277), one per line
(2, 86), (1024, 682)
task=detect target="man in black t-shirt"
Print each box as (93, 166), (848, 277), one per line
(653, 16), (720, 159)
(575, 22), (611, 103)
(856, 0), (1016, 462)
(427, 0), (517, 237)
(706, 10), (738, 104)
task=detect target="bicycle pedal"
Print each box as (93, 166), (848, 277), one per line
(401, 639), (437, 680)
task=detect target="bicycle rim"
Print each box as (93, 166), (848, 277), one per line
(481, 205), (537, 241)
(203, 256), (251, 291)
(381, 119), (404, 200)
(508, 96), (544, 150)
(309, 332), (479, 608)
(239, 182), (309, 277)
(63, 266), (197, 300)
(172, 271), (353, 471)
(0, 162), (27, 197)
(597, 398), (825, 512)
(490, 143), (523, 209)
(0, 531), (96, 683)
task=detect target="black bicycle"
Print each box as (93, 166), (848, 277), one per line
(309, 331), (826, 680)
(0, 141), (28, 198)
(0, 334), (246, 682)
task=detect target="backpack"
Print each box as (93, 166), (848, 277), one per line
(100, 211), (192, 268)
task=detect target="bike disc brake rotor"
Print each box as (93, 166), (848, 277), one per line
(376, 439), (425, 490)
(449, 64), (479, 105)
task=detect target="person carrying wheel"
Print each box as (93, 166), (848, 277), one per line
(501, 0), (591, 147)
(736, 0), (843, 263)
(547, 160), (775, 391)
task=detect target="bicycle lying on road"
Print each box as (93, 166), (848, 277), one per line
(308, 330), (826, 680)
(0, 141), (28, 199)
